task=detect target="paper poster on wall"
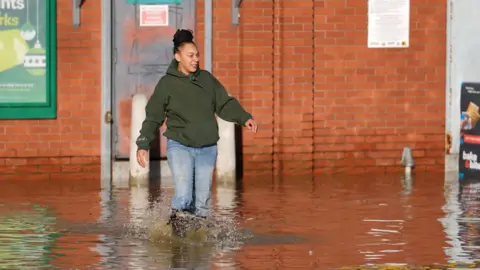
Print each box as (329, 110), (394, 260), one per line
(368, 0), (410, 48)
(139, 5), (169, 27)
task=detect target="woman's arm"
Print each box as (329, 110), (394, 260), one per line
(212, 74), (252, 126)
(136, 79), (169, 150)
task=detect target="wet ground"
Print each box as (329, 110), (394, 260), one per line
(0, 172), (478, 269)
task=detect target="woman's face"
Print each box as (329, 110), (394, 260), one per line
(175, 43), (199, 74)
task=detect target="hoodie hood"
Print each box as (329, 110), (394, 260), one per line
(166, 59), (201, 79)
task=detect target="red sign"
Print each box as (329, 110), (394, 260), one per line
(139, 5), (169, 26)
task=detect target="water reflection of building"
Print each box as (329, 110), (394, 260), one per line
(439, 172), (480, 264)
(232, 175), (447, 268)
(458, 178), (480, 260)
(0, 204), (58, 269)
(0, 179), (102, 268)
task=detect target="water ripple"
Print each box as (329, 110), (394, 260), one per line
(0, 173), (478, 269)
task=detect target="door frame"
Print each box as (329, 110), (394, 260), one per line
(101, 0), (198, 187)
(101, 0), (113, 189)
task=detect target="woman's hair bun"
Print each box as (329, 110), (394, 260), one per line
(173, 29), (194, 47)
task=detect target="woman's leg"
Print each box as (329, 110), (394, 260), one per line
(193, 144), (218, 218)
(166, 139), (195, 213)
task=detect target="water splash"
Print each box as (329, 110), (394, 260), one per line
(121, 192), (251, 252)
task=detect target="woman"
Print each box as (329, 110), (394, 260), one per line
(136, 29), (257, 232)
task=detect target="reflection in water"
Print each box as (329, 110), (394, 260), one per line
(401, 173), (414, 195)
(0, 204), (59, 268)
(0, 173), (478, 269)
(440, 173), (480, 264)
(355, 174), (415, 265)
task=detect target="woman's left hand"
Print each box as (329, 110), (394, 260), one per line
(245, 119), (258, 133)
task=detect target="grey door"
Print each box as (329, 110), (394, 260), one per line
(112, 0), (196, 160)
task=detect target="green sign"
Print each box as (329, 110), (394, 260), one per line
(0, 0), (56, 119)
(127, 0), (182, 4)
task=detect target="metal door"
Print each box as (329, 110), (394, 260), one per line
(112, 0), (196, 160)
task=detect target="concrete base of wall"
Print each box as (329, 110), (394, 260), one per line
(112, 160), (174, 188)
(445, 154), (459, 173)
(444, 170), (458, 184)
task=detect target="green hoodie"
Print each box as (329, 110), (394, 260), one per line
(136, 59), (252, 150)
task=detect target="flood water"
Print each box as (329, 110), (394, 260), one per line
(0, 172), (478, 269)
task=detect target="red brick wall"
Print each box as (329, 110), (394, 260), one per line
(0, 0), (101, 180)
(198, 0), (446, 175)
(0, 0), (446, 179)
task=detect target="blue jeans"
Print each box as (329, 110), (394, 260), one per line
(166, 138), (217, 217)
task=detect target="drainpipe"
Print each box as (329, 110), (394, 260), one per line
(401, 147), (415, 175)
(205, 0), (237, 182)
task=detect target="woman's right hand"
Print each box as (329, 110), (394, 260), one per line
(137, 149), (149, 168)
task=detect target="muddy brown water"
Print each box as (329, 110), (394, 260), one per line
(0, 172), (478, 269)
